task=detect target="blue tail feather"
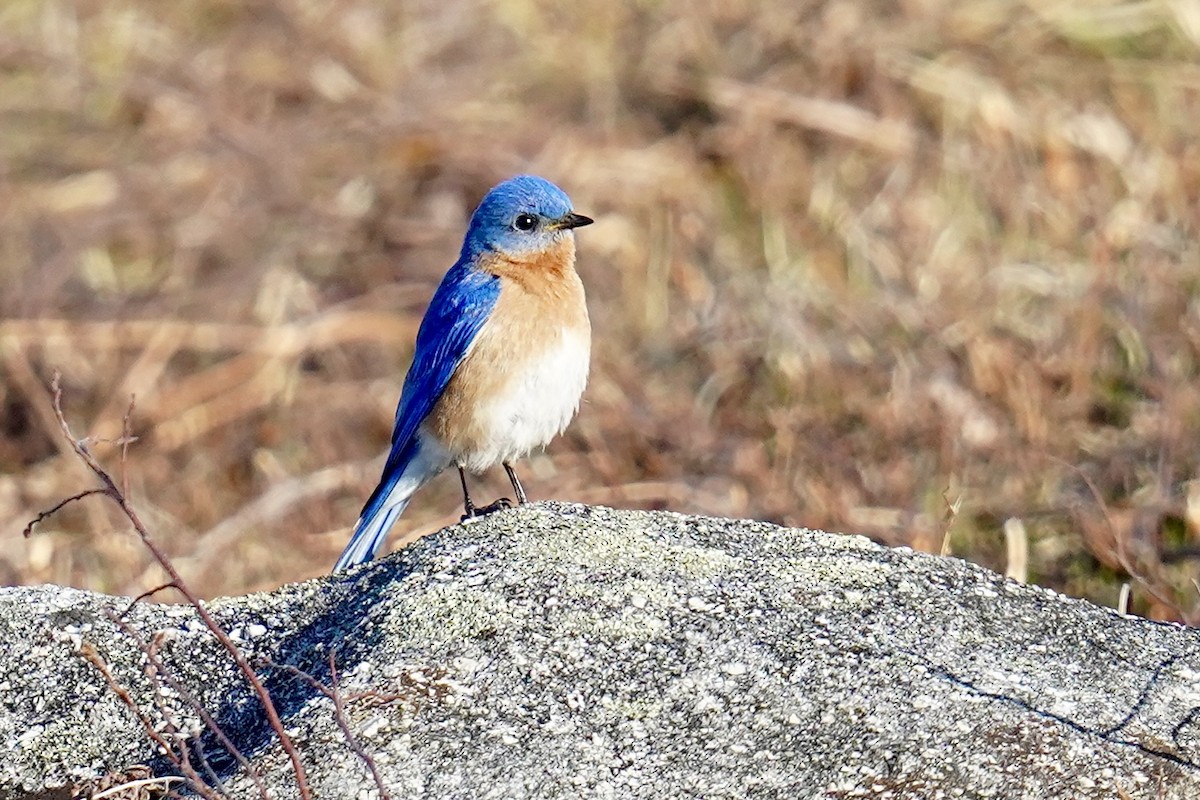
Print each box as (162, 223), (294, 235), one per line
(334, 503), (407, 572)
(334, 437), (427, 572)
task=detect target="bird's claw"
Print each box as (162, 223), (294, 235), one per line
(460, 497), (514, 521)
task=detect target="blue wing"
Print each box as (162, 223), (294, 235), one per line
(336, 259), (501, 571)
(390, 259), (501, 450)
(353, 259), (500, 527)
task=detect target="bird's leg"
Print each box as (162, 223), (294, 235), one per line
(503, 462), (527, 505)
(460, 465), (515, 518)
(458, 466), (478, 520)
(463, 463), (527, 517)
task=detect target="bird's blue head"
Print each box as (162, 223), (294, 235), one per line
(460, 175), (592, 261)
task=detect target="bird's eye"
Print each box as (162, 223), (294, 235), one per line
(513, 214), (538, 232)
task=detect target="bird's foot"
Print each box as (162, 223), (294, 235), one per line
(460, 497), (514, 521)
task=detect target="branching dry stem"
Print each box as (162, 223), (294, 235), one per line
(265, 653), (392, 799)
(28, 372), (311, 798)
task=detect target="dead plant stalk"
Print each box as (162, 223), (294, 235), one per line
(24, 372), (311, 798)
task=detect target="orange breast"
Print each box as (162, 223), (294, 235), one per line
(424, 239), (590, 463)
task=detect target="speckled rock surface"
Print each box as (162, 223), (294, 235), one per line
(3, 502), (1200, 799)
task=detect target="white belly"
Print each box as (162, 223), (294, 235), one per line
(459, 330), (589, 472)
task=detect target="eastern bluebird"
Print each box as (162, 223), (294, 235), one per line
(333, 175), (593, 571)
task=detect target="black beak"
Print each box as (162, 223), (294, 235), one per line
(556, 212), (594, 230)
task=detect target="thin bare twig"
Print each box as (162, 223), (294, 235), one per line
(22, 489), (108, 537)
(265, 653), (392, 799)
(79, 643), (179, 766)
(43, 372), (311, 797)
(118, 583), (180, 619)
(79, 643), (222, 800)
(326, 651), (391, 799)
(90, 776), (184, 800)
(113, 614), (266, 798)
(135, 639), (204, 795)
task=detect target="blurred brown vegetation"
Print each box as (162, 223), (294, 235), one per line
(2, 0), (1200, 619)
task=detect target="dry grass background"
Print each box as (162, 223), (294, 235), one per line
(2, 0), (1199, 620)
